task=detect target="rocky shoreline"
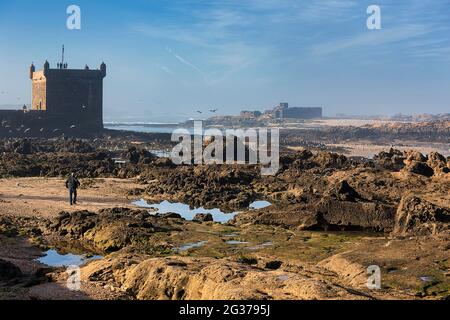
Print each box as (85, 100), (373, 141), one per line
(0, 137), (449, 300)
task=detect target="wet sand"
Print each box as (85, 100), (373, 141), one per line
(0, 177), (141, 218)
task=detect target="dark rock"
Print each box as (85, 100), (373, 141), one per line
(316, 198), (396, 232)
(153, 157), (175, 167)
(237, 257), (258, 265)
(265, 260), (282, 270)
(193, 213), (213, 222)
(160, 212), (183, 219)
(329, 180), (360, 202)
(404, 161), (434, 177)
(0, 259), (22, 280)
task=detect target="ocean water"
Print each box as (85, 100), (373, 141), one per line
(104, 124), (184, 134)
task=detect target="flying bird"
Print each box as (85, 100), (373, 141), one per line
(209, 109), (218, 113)
(196, 110), (202, 114)
(24, 128), (31, 133)
(52, 128), (60, 133)
(70, 125), (76, 128)
(40, 128), (44, 132)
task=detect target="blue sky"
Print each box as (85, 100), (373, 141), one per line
(0, 0), (449, 122)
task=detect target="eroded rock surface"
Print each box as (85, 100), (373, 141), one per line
(393, 196), (450, 236)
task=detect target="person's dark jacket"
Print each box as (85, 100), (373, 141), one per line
(65, 176), (80, 190)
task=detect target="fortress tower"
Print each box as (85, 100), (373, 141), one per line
(29, 57), (106, 132)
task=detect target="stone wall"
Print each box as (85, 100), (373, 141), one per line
(281, 107), (322, 119)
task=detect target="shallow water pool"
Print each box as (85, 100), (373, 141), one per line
(37, 250), (102, 267)
(175, 241), (208, 252)
(131, 199), (271, 223)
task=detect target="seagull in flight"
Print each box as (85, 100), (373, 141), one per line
(209, 108), (218, 113)
(196, 110), (202, 114)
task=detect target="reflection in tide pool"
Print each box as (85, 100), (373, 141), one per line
(149, 150), (171, 158)
(176, 241), (207, 252)
(226, 240), (249, 245)
(131, 199), (271, 223)
(249, 201), (272, 209)
(246, 241), (273, 251)
(37, 250), (102, 267)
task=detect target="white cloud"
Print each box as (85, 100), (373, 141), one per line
(311, 24), (432, 56)
(154, 63), (175, 76)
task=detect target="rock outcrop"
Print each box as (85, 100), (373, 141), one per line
(46, 208), (177, 252)
(193, 213), (213, 222)
(82, 256), (369, 300)
(392, 196), (450, 236)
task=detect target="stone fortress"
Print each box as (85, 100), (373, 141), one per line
(241, 103), (322, 120)
(0, 53), (106, 137)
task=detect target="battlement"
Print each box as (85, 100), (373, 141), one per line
(0, 52), (107, 137)
(29, 60), (106, 131)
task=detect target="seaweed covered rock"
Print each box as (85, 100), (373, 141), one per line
(47, 208), (176, 252)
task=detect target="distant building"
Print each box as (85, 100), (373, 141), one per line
(240, 110), (262, 117)
(267, 103), (322, 119)
(0, 57), (106, 136)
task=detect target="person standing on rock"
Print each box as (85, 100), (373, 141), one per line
(65, 172), (80, 205)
